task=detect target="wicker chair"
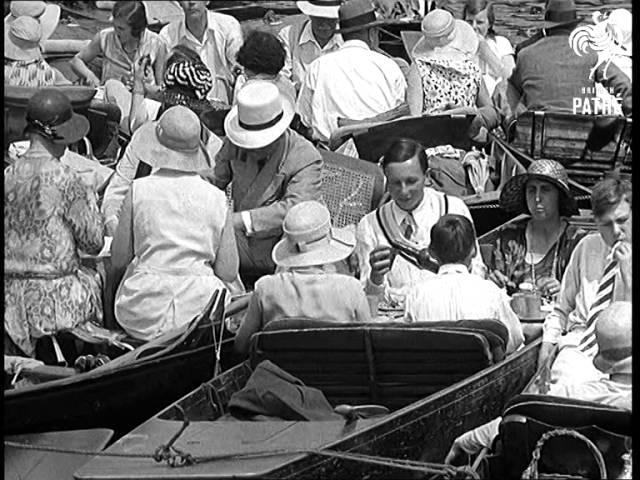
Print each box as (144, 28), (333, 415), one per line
(318, 149), (386, 229)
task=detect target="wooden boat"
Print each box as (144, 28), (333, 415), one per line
(4, 289), (231, 439)
(507, 111), (632, 188)
(5, 429), (114, 480)
(76, 319), (541, 479)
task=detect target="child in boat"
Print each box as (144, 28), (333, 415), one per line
(234, 201), (372, 356)
(444, 301), (632, 466)
(404, 214), (524, 355)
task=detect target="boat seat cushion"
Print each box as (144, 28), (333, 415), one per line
(251, 321), (504, 410)
(489, 393), (631, 480)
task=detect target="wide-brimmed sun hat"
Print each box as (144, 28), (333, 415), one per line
(412, 9), (479, 59)
(297, 0), (341, 19)
(272, 201), (356, 268)
(224, 81), (294, 150)
(593, 302), (632, 375)
(542, 0), (582, 29)
(25, 88), (90, 145)
(4, 15), (43, 62)
(134, 105), (211, 172)
(499, 159), (579, 216)
(335, 0), (387, 34)
(5, 1), (61, 43)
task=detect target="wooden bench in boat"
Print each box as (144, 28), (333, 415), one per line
(249, 319), (509, 411)
(508, 111), (632, 188)
(483, 394), (631, 480)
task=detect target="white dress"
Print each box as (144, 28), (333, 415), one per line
(115, 171), (228, 340)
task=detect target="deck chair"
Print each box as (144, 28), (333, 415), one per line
(250, 320), (507, 411)
(319, 150), (386, 228)
(508, 111), (632, 188)
(482, 393), (631, 480)
(400, 30), (422, 61)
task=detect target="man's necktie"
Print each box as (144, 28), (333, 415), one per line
(577, 258), (618, 356)
(401, 212), (417, 240)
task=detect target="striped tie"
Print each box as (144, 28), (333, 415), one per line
(401, 213), (417, 240)
(577, 258), (618, 356)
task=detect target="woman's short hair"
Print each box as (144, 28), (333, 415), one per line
(429, 214), (477, 264)
(591, 175), (632, 218)
(462, 0), (496, 34)
(381, 138), (428, 173)
(112, 1), (147, 39)
(236, 30), (286, 76)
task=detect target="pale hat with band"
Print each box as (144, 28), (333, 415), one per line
(4, 15), (43, 62)
(272, 201), (356, 268)
(297, 0), (341, 19)
(593, 301), (632, 375)
(4, 1), (61, 43)
(133, 105), (212, 173)
(335, 0), (387, 34)
(412, 8), (479, 59)
(224, 81), (294, 150)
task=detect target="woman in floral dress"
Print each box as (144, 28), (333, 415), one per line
(4, 89), (104, 358)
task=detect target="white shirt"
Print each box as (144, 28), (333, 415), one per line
(355, 187), (486, 308)
(404, 263), (524, 354)
(277, 18), (343, 91)
(296, 40), (406, 143)
(481, 35), (514, 96)
(159, 11), (243, 103)
(543, 234), (627, 346)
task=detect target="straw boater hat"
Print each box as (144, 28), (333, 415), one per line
(4, 1), (60, 43)
(134, 106), (211, 172)
(25, 88), (90, 146)
(335, 0), (387, 34)
(411, 9), (479, 59)
(297, 0), (341, 19)
(272, 201), (356, 268)
(593, 302), (632, 375)
(4, 15), (43, 62)
(224, 81), (294, 150)
(541, 0), (582, 29)
(499, 159), (579, 216)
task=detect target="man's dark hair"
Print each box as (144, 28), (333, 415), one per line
(236, 30), (286, 76)
(429, 214), (477, 264)
(112, 1), (147, 39)
(381, 138), (428, 173)
(591, 174), (632, 218)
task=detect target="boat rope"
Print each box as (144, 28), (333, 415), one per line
(4, 439), (479, 479)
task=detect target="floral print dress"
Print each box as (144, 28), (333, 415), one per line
(4, 144), (105, 357)
(415, 55), (482, 115)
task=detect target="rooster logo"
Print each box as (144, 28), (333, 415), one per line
(569, 12), (629, 80)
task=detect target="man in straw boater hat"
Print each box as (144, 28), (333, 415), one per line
(277, 0), (344, 94)
(201, 80), (323, 286)
(536, 174), (631, 390)
(503, 0), (632, 119)
(296, 0), (406, 146)
(234, 200), (372, 355)
(444, 300), (632, 465)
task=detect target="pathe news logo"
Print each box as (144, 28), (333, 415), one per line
(568, 15), (628, 115)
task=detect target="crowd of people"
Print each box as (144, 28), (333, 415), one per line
(3, 0), (633, 468)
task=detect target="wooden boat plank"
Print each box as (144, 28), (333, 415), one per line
(5, 429), (113, 480)
(74, 419), (380, 479)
